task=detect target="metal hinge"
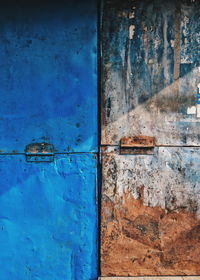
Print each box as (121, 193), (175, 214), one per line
(120, 135), (156, 155)
(25, 143), (55, 162)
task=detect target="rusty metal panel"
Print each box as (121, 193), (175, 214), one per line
(101, 147), (200, 276)
(101, 0), (200, 146)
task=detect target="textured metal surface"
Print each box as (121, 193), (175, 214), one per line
(0, 1), (97, 153)
(99, 276), (200, 280)
(101, 147), (200, 276)
(0, 154), (97, 280)
(0, 1), (98, 279)
(101, 0), (200, 146)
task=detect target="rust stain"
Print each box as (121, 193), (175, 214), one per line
(173, 3), (181, 81)
(120, 136), (156, 148)
(25, 143), (54, 154)
(120, 136), (156, 155)
(101, 187), (200, 276)
(173, 2), (181, 104)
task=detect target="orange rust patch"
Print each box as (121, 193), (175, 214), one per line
(101, 189), (200, 276)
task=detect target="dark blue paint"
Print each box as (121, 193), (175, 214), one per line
(0, 154), (97, 280)
(0, 1), (97, 153)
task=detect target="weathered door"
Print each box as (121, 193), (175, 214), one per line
(101, 0), (200, 277)
(0, 1), (97, 280)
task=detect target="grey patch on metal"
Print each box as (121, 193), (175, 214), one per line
(103, 147), (200, 214)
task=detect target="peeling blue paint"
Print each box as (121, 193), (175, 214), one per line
(101, 0), (200, 146)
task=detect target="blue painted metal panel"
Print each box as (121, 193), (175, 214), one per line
(0, 1), (97, 153)
(0, 1), (98, 279)
(0, 154), (97, 280)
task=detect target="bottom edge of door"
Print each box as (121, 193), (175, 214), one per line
(99, 277), (200, 280)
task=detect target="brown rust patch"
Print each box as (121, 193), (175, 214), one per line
(120, 136), (156, 155)
(101, 188), (200, 276)
(25, 143), (54, 154)
(120, 136), (156, 148)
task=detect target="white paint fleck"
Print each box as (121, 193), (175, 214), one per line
(197, 104), (200, 118)
(170, 40), (175, 48)
(154, 36), (161, 49)
(129, 25), (135, 40)
(148, 59), (154, 65)
(187, 106), (196, 115)
(129, 7), (136, 19)
(118, 11), (128, 18)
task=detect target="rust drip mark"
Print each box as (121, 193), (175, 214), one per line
(141, 20), (148, 64)
(173, 2), (181, 84)
(25, 143), (54, 154)
(101, 188), (200, 276)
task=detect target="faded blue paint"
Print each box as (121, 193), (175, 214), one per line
(0, 154), (97, 280)
(197, 88), (200, 105)
(0, 1), (97, 153)
(101, 0), (200, 146)
(0, 1), (98, 280)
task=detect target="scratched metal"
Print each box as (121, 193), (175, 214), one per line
(0, 1), (97, 153)
(0, 154), (97, 280)
(101, 0), (200, 146)
(101, 147), (200, 276)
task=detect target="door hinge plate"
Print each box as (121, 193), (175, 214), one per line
(25, 143), (55, 162)
(120, 136), (156, 155)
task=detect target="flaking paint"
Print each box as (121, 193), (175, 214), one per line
(101, 0), (200, 146)
(101, 148), (200, 276)
(101, 0), (200, 276)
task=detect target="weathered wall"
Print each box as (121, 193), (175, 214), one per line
(101, 147), (200, 276)
(101, 0), (200, 146)
(101, 0), (200, 276)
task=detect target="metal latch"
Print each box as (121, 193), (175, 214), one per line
(25, 143), (55, 162)
(120, 136), (156, 155)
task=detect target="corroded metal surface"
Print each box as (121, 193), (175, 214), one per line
(120, 136), (156, 148)
(101, 0), (200, 146)
(101, 148), (200, 276)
